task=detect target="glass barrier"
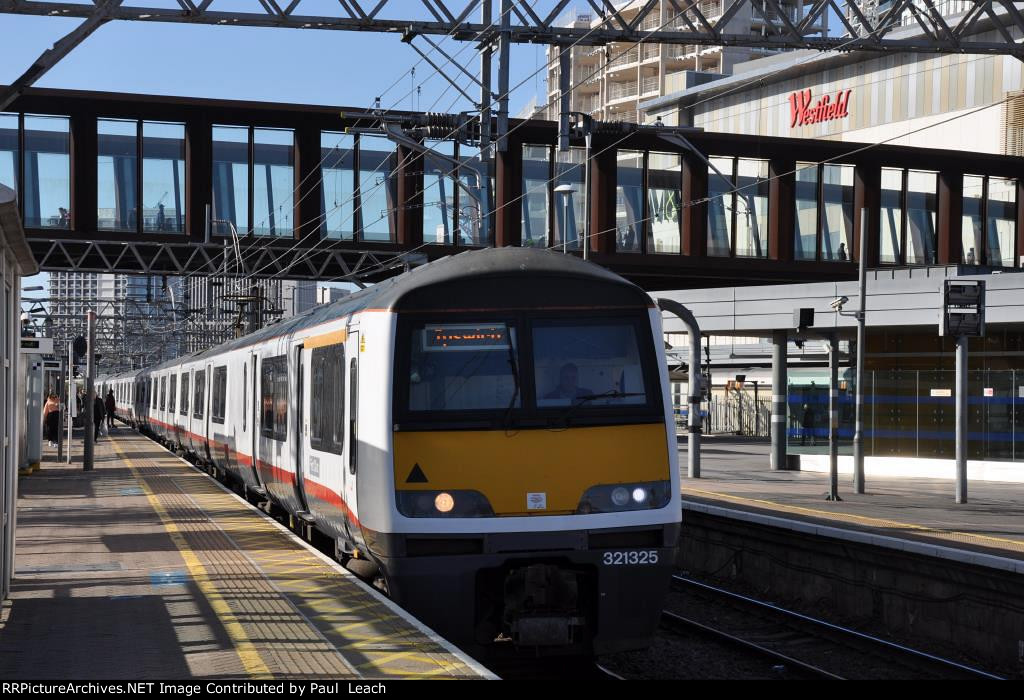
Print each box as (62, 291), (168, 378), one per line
(321, 131), (354, 240)
(253, 128), (294, 237)
(142, 121), (185, 233)
(786, 369), (1023, 461)
(24, 114), (70, 229)
(97, 118), (138, 231)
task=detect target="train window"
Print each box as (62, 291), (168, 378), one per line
(193, 369), (205, 419)
(212, 366), (227, 424)
(151, 378), (157, 409)
(532, 320), (650, 409)
(310, 345), (345, 455)
(159, 376), (166, 411)
(169, 374), (177, 414)
(180, 373), (190, 416)
(406, 322), (519, 412)
(310, 349), (325, 449)
(260, 355), (288, 441)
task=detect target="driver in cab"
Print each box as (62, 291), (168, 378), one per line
(545, 363), (593, 403)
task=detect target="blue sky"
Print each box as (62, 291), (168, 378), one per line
(2, 6), (555, 294)
(3, 2), (843, 295)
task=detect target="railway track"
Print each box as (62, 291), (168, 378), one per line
(670, 575), (1003, 680)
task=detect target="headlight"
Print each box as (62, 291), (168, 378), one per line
(577, 481), (671, 514)
(396, 490), (495, 518)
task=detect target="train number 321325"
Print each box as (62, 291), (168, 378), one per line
(602, 550), (659, 565)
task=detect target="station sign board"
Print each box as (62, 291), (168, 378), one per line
(789, 88), (852, 128)
(939, 280), (985, 337)
(19, 337), (54, 354)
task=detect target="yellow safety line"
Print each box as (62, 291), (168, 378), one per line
(111, 439), (273, 679)
(682, 487), (1024, 550)
(114, 434), (487, 680)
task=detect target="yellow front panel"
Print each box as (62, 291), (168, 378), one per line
(393, 423), (670, 516)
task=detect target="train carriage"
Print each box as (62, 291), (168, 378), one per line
(101, 248), (681, 657)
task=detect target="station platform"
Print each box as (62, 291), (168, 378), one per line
(678, 438), (1024, 572)
(1, 429), (494, 680)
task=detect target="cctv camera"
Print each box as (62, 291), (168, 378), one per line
(830, 296), (849, 311)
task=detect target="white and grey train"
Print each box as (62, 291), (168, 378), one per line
(101, 248), (682, 657)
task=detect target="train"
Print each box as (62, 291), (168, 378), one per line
(99, 247), (681, 658)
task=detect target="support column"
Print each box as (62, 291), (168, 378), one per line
(70, 110), (97, 234)
(294, 124), (322, 242)
(658, 299), (701, 479)
(854, 163), (880, 267)
(771, 329), (788, 471)
(589, 146), (616, 255)
(186, 115), (212, 241)
(395, 144), (421, 247)
(769, 158), (794, 261)
(955, 335), (968, 503)
(937, 170), (963, 264)
(494, 142), (521, 247)
(682, 152), (707, 257)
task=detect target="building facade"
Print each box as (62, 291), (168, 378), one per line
(544, 1), (822, 125)
(641, 19), (1024, 156)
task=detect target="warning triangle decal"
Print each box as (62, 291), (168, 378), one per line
(406, 463), (429, 484)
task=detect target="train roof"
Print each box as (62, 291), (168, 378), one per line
(109, 248), (651, 378)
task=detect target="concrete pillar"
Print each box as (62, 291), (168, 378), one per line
(771, 329), (788, 471)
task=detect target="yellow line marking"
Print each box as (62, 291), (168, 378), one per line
(683, 487), (1024, 550)
(111, 439), (273, 679)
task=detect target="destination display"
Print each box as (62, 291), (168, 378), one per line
(423, 324), (511, 351)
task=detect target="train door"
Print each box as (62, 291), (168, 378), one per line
(343, 326), (359, 525)
(204, 363), (213, 464)
(241, 357), (262, 489)
(249, 351), (260, 485)
(293, 343), (310, 514)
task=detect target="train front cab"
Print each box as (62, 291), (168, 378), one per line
(358, 259), (681, 658)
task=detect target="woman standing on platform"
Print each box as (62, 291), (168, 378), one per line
(43, 394), (60, 448)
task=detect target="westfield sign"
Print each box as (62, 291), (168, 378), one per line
(789, 88), (852, 128)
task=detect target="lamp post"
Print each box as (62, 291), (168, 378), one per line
(554, 184), (576, 254)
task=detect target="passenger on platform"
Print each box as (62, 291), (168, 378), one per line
(104, 390), (116, 430)
(43, 394), (60, 448)
(93, 394), (106, 440)
(801, 404), (816, 446)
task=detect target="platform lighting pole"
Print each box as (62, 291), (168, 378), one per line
(827, 332), (841, 502)
(955, 334), (968, 504)
(56, 356), (64, 462)
(66, 342), (73, 464)
(853, 209), (868, 494)
(83, 310), (96, 472)
(555, 185), (575, 253)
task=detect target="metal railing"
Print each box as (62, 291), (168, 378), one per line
(674, 394), (772, 438)
(607, 81), (639, 100)
(607, 48), (639, 69)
